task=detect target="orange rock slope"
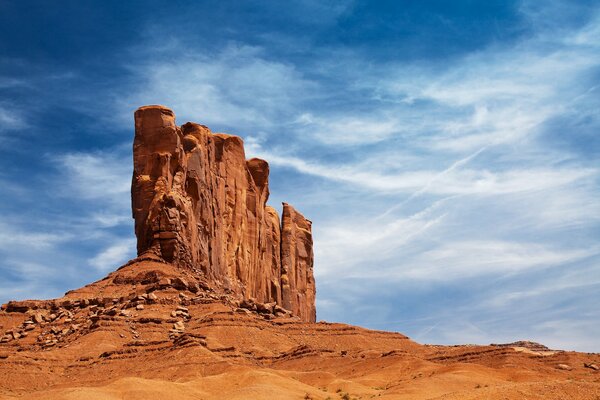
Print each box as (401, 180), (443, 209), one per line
(0, 106), (598, 399)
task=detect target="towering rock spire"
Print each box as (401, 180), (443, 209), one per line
(131, 105), (316, 322)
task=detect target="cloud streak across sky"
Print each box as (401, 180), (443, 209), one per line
(0, 0), (598, 351)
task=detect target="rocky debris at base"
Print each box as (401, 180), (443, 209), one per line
(0, 285), (188, 348)
(1, 250), (308, 341)
(1, 308), (76, 345)
(0, 267), (303, 351)
(584, 363), (599, 371)
(237, 297), (293, 320)
(1, 272), (214, 314)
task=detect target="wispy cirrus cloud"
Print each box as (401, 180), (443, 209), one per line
(399, 241), (598, 280)
(0, 222), (72, 251)
(0, 149), (136, 302)
(89, 238), (136, 272)
(55, 150), (137, 272)
(56, 151), (131, 205)
(121, 44), (315, 131)
(248, 138), (597, 196)
(0, 0), (598, 352)
(0, 106), (25, 131)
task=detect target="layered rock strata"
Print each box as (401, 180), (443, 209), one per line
(131, 105), (316, 322)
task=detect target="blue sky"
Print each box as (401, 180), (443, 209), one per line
(0, 0), (599, 351)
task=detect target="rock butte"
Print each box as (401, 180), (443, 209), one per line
(0, 106), (598, 400)
(132, 105), (315, 322)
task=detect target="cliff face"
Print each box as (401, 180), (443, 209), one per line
(131, 105), (316, 322)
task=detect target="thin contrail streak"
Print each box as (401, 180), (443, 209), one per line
(377, 145), (487, 220)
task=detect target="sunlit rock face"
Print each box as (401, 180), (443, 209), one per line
(131, 105), (316, 321)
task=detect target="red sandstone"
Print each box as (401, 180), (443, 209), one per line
(131, 105), (315, 321)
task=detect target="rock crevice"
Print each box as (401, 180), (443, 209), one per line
(131, 105), (316, 322)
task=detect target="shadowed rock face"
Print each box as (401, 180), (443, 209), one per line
(131, 105), (316, 322)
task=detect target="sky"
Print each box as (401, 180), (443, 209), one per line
(0, 0), (599, 352)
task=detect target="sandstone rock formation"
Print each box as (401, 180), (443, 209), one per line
(131, 105), (316, 322)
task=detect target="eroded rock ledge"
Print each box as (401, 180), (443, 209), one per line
(131, 105), (316, 322)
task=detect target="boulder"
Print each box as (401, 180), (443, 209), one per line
(171, 277), (189, 291)
(158, 278), (172, 287)
(32, 313), (44, 324)
(584, 363), (599, 371)
(173, 321), (185, 331)
(256, 302), (275, 314)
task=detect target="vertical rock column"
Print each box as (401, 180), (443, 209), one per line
(131, 105), (316, 322)
(281, 203), (316, 322)
(132, 105), (187, 261)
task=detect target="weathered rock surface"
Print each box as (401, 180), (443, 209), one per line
(131, 105), (316, 322)
(281, 203), (316, 322)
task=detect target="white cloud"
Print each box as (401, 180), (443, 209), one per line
(0, 222), (71, 251)
(249, 139), (597, 196)
(292, 113), (402, 145)
(485, 276), (600, 309)
(89, 239), (137, 272)
(0, 103), (27, 148)
(56, 151), (131, 207)
(0, 106), (25, 130)
(0, 149), (137, 304)
(90, 212), (131, 228)
(399, 241), (598, 280)
(122, 44), (314, 129)
(313, 197), (450, 276)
